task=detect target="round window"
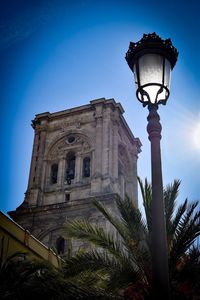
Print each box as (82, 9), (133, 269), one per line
(68, 136), (75, 143)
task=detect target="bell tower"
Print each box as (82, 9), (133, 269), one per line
(9, 98), (141, 254)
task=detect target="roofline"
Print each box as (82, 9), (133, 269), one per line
(34, 98), (124, 121)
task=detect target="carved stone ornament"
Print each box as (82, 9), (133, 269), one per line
(60, 121), (81, 132)
(48, 134), (91, 159)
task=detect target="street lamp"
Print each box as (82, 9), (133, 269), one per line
(125, 33), (178, 299)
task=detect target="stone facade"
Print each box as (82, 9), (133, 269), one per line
(9, 98), (141, 255)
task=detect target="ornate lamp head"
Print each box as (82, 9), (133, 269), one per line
(126, 33), (178, 106)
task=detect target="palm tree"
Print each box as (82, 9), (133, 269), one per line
(64, 196), (151, 299)
(63, 178), (200, 299)
(138, 178), (200, 298)
(0, 251), (115, 299)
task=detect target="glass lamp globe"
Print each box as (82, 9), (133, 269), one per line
(126, 33), (178, 106)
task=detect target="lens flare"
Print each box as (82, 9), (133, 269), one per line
(193, 123), (200, 149)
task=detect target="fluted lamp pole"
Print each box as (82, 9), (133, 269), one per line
(125, 33), (178, 299)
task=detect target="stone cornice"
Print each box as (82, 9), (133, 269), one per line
(8, 193), (119, 217)
(32, 98), (126, 130)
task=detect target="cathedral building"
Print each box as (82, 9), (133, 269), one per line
(9, 98), (141, 255)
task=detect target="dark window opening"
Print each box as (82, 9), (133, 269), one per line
(68, 136), (75, 144)
(56, 236), (65, 255)
(51, 163), (58, 184)
(65, 193), (70, 201)
(83, 157), (90, 177)
(66, 152), (75, 181)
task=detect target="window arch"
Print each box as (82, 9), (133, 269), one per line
(83, 157), (90, 177)
(50, 163), (58, 184)
(66, 151), (76, 181)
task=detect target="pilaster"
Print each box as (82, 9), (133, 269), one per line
(111, 116), (119, 194)
(91, 103), (103, 194)
(101, 106), (112, 191)
(57, 157), (65, 186)
(75, 153), (82, 183)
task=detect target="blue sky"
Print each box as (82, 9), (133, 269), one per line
(1, 0), (200, 215)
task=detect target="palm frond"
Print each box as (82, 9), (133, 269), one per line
(62, 177), (200, 298)
(64, 249), (133, 278)
(64, 219), (129, 262)
(188, 246), (200, 263)
(94, 196), (151, 276)
(64, 197), (152, 288)
(115, 195), (148, 241)
(93, 198), (131, 242)
(106, 265), (142, 292)
(93, 196), (149, 248)
(138, 176), (152, 233)
(169, 199), (188, 239)
(170, 201), (200, 266)
(63, 249), (147, 294)
(164, 179), (180, 232)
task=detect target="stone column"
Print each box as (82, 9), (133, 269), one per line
(112, 119), (119, 194)
(102, 108), (110, 176)
(57, 157), (65, 186)
(112, 120), (119, 178)
(75, 153), (82, 183)
(94, 116), (103, 177)
(91, 149), (95, 178)
(40, 159), (47, 191)
(27, 129), (40, 190)
(34, 130), (47, 188)
(108, 118), (113, 177)
(60, 157), (66, 186)
(102, 107), (112, 192)
(132, 150), (139, 205)
(26, 128), (47, 206)
(91, 104), (103, 194)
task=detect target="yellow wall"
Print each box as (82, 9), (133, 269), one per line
(0, 211), (62, 268)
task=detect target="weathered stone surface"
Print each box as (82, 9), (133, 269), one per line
(9, 98), (141, 254)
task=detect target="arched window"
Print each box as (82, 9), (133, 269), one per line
(50, 163), (58, 184)
(83, 157), (90, 177)
(56, 236), (65, 254)
(66, 152), (75, 181)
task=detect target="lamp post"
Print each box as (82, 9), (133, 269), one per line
(125, 33), (178, 299)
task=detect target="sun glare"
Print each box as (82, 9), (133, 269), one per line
(193, 122), (200, 149)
